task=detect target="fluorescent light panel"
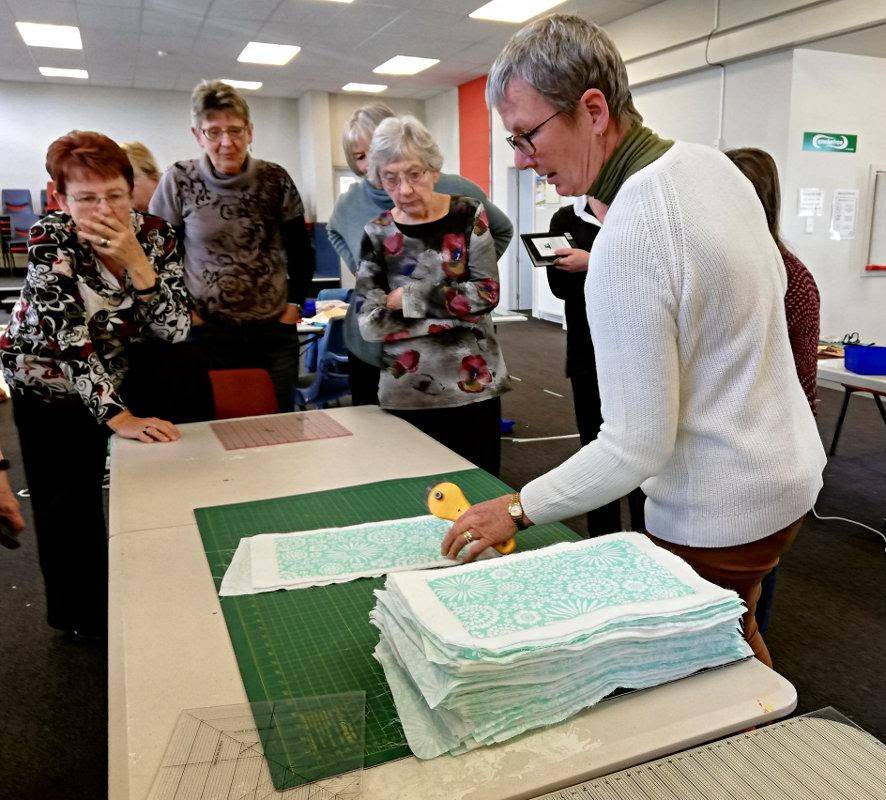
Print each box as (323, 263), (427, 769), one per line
(220, 79), (263, 90)
(342, 82), (387, 93)
(237, 41), (300, 66)
(16, 21), (82, 49)
(373, 55), (438, 75)
(469, 0), (567, 23)
(39, 67), (88, 79)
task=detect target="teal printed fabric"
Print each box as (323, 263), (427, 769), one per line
(269, 516), (454, 583)
(220, 515), (496, 596)
(370, 532), (753, 759)
(428, 539), (695, 638)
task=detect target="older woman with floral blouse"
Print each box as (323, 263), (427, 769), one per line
(0, 130), (190, 640)
(355, 116), (509, 475)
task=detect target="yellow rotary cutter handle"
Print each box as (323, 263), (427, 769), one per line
(426, 481), (517, 555)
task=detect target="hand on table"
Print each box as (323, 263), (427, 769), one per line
(441, 494), (529, 563)
(107, 409), (181, 443)
(385, 287), (404, 311)
(553, 248), (590, 272)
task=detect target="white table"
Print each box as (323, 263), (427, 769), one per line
(817, 358), (886, 393)
(109, 406), (797, 800)
(491, 309), (528, 325)
(816, 358), (886, 454)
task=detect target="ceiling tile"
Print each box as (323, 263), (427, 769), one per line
(200, 17), (264, 39)
(76, 4), (141, 31)
(207, 0), (280, 21)
(8, 0), (79, 25)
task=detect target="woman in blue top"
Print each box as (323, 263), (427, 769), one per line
(328, 102), (513, 405)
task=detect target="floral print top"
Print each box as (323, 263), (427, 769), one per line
(0, 211), (190, 423)
(355, 196), (509, 410)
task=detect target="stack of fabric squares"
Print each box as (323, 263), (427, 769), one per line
(370, 532), (752, 758)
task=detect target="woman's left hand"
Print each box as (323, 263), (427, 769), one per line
(441, 495), (521, 563)
(76, 211), (152, 277)
(385, 287), (404, 310)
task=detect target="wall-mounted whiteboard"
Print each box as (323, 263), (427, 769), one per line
(860, 165), (886, 275)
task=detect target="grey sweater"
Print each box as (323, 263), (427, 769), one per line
(328, 174), (513, 365)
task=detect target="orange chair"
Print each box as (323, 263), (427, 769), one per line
(208, 368), (278, 420)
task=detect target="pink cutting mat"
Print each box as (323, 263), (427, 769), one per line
(210, 411), (353, 450)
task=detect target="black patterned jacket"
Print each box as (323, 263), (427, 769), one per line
(0, 211), (190, 422)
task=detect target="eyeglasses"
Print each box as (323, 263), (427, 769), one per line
(379, 168), (428, 192)
(506, 110), (563, 156)
(200, 126), (248, 142)
(67, 191), (131, 207)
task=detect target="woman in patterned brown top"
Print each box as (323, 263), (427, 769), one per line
(0, 131), (190, 639)
(355, 116), (510, 475)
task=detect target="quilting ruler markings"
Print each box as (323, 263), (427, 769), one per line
(531, 710), (885, 800)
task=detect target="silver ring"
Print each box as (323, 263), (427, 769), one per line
(143, 425), (151, 432)
(462, 531), (473, 544)
(100, 238), (110, 248)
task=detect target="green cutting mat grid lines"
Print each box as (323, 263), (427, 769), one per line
(196, 468), (579, 768)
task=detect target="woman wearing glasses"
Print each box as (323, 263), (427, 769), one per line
(354, 116), (509, 475)
(329, 102), (512, 406)
(442, 14), (826, 668)
(150, 80), (314, 412)
(0, 130), (190, 640)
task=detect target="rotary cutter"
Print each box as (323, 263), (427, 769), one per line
(425, 481), (516, 555)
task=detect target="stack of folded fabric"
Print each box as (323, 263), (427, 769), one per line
(370, 532), (752, 759)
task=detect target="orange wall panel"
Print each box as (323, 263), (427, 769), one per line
(458, 76), (490, 195)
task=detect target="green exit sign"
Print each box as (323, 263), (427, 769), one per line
(803, 132), (857, 153)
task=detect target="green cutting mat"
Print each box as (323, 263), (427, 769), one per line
(195, 468), (580, 768)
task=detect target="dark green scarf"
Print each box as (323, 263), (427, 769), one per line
(587, 125), (673, 206)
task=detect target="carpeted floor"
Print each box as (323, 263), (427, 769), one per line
(0, 316), (883, 799)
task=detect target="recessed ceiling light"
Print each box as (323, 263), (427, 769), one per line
(237, 41), (300, 66)
(469, 0), (567, 23)
(39, 67), (88, 79)
(342, 82), (387, 93)
(16, 21), (83, 49)
(220, 79), (263, 91)
(373, 56), (439, 76)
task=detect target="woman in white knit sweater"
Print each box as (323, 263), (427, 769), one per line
(442, 13), (826, 667)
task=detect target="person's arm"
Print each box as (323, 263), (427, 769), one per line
(282, 215), (315, 307)
(147, 167), (182, 227)
(442, 207), (680, 559)
(437, 175), (513, 259)
(546, 209), (577, 299)
(401, 203), (501, 321)
(127, 218), (190, 343)
(0, 450), (25, 534)
(328, 198), (359, 275)
(24, 222), (180, 444)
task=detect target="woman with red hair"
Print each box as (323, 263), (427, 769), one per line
(0, 130), (190, 641)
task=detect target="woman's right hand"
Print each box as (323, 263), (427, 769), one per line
(107, 409), (181, 443)
(553, 247), (590, 272)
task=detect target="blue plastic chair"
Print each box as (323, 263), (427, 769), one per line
(295, 317), (350, 409)
(2, 189), (34, 215)
(317, 288), (351, 302)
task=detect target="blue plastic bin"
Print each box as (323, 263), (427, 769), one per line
(844, 344), (886, 375)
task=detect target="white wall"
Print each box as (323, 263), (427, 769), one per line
(0, 80), (300, 207)
(328, 93), (425, 170)
(782, 49), (886, 342)
(424, 88), (459, 175)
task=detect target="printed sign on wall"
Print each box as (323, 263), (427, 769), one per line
(803, 132), (857, 153)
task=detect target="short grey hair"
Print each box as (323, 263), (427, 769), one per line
(487, 13), (642, 127)
(342, 102), (396, 174)
(367, 115), (444, 186)
(190, 79), (251, 128)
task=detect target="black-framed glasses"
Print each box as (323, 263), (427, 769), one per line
(506, 110), (562, 155)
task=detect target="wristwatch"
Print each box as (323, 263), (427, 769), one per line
(507, 493), (529, 531)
